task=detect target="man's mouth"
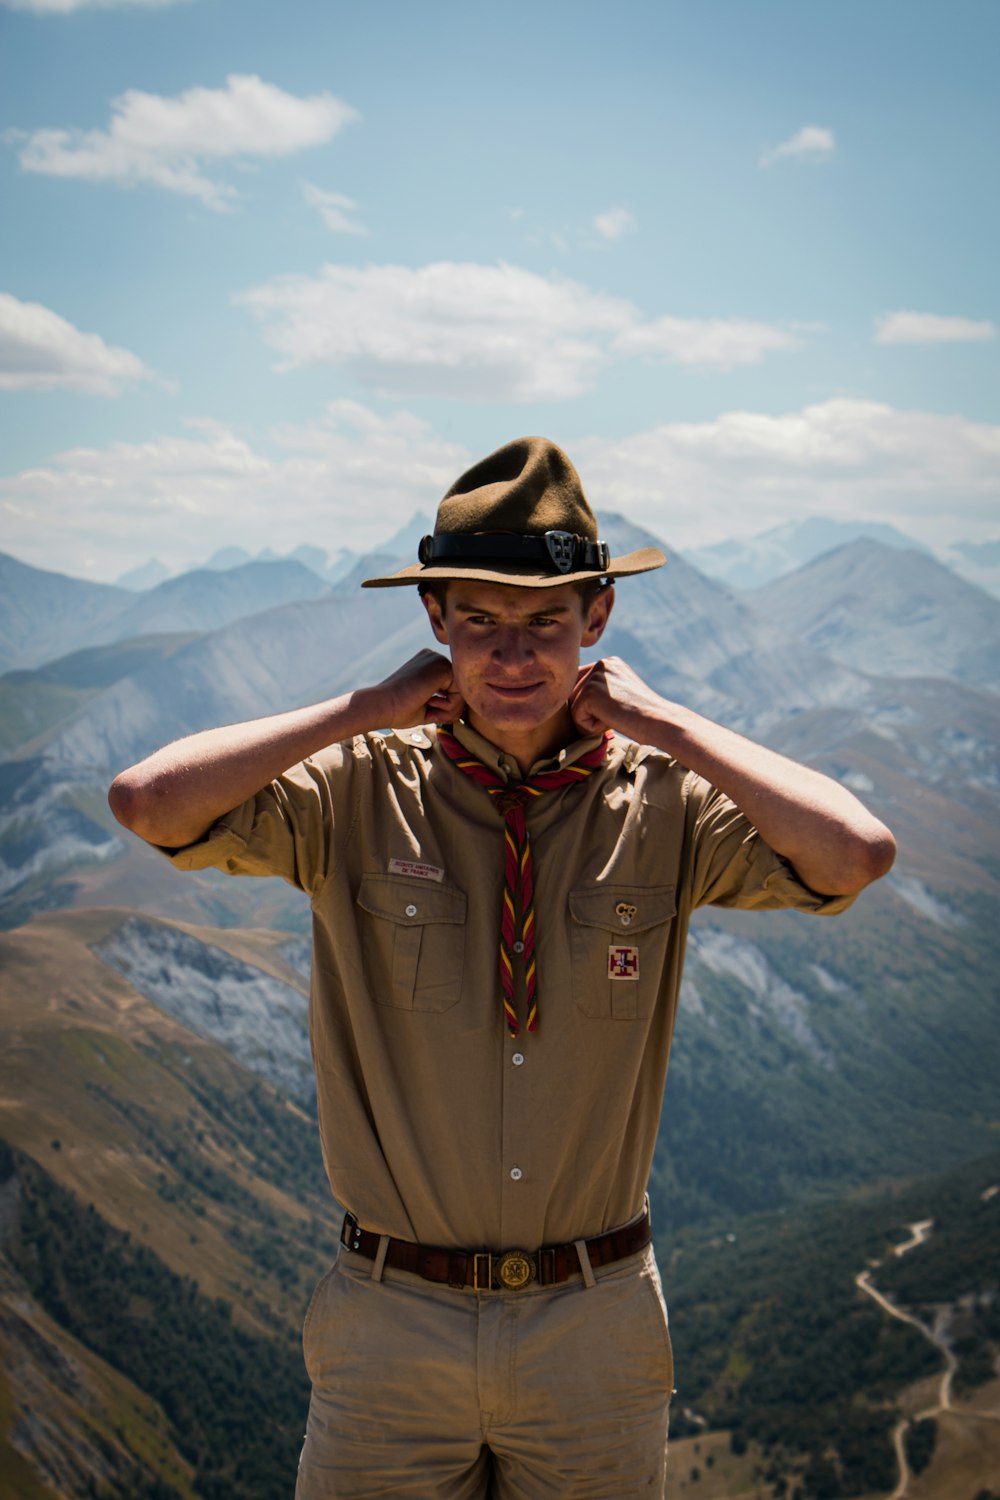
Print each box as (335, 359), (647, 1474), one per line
(487, 682), (543, 698)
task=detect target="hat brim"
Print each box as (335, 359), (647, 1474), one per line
(361, 546), (666, 589)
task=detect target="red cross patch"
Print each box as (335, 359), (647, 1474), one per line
(608, 945), (640, 980)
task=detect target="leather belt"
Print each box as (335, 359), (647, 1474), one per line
(339, 1207), (652, 1292)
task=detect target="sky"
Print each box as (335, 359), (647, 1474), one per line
(1, 0), (998, 582)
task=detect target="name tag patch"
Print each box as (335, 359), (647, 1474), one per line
(608, 945), (640, 980)
(388, 858), (444, 883)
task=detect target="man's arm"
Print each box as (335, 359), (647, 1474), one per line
(571, 657), (895, 897)
(108, 650), (464, 850)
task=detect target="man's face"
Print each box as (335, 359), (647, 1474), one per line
(422, 579), (613, 743)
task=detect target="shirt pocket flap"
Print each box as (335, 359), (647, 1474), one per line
(569, 884), (676, 935)
(358, 874), (467, 926)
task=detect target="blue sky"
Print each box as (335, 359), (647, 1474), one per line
(1, 0), (997, 580)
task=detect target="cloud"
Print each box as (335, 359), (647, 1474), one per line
(302, 182), (368, 235)
(874, 310), (997, 345)
(593, 206), (637, 242)
(0, 291), (153, 393)
(760, 125), (836, 168)
(236, 261), (634, 400)
(578, 399), (1000, 549)
(5, 397), (997, 581)
(0, 403), (469, 579)
(11, 74), (358, 210)
(236, 260), (803, 397)
(614, 316), (800, 370)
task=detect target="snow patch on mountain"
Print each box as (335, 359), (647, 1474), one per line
(94, 916), (313, 1101)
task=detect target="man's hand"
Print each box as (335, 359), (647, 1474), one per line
(373, 650), (466, 728)
(570, 657), (666, 740)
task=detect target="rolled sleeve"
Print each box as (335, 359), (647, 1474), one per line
(158, 740), (360, 896)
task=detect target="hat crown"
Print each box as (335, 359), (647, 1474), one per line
(435, 437), (598, 541)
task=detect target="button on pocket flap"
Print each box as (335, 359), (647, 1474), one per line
(569, 885), (676, 934)
(358, 874), (467, 925)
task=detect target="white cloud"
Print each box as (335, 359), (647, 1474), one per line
(5, 397), (997, 581)
(302, 182), (368, 235)
(0, 291), (152, 393)
(236, 261), (634, 401)
(593, 206), (637, 242)
(0, 403), (468, 579)
(236, 261), (803, 397)
(874, 310), (997, 345)
(12, 74), (358, 210)
(579, 399), (1000, 549)
(615, 316), (800, 370)
(760, 124), (836, 168)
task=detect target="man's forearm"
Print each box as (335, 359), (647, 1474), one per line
(108, 688), (384, 849)
(108, 648), (465, 850)
(642, 703), (896, 895)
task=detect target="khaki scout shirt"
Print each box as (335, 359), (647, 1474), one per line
(167, 721), (853, 1252)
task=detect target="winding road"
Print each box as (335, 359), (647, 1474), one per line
(856, 1195), (1000, 1499)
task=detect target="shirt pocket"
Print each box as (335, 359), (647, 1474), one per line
(569, 884), (676, 1020)
(357, 874), (467, 1012)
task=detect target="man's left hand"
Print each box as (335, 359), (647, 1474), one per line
(570, 657), (667, 740)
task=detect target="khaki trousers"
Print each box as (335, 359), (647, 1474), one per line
(296, 1242), (673, 1499)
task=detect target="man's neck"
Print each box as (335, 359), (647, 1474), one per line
(466, 703), (579, 777)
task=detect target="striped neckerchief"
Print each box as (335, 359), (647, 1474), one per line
(436, 722), (612, 1037)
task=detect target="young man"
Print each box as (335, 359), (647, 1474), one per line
(109, 437), (895, 1499)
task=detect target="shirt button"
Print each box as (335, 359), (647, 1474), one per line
(512, 1052), (525, 1067)
(405, 904), (418, 917)
(620, 915), (632, 926)
(510, 1167), (523, 1181)
(512, 940), (524, 954)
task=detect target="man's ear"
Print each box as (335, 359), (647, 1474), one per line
(421, 589), (450, 645)
(581, 584), (614, 648)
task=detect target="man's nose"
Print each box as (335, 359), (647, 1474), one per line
(492, 627), (534, 665)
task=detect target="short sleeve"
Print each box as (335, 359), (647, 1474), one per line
(685, 774), (857, 917)
(158, 739), (361, 897)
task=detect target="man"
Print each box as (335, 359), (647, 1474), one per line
(109, 437), (895, 1499)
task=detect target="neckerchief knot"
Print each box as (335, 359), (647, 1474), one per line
(436, 724), (612, 1037)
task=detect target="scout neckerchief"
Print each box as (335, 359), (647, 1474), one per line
(436, 724), (612, 1037)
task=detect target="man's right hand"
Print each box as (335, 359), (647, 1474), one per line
(372, 650), (466, 728)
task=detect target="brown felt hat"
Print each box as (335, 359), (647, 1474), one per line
(361, 436), (666, 589)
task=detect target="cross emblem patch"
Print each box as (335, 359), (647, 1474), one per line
(608, 945), (640, 980)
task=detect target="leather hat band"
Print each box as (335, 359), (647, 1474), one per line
(417, 530), (611, 577)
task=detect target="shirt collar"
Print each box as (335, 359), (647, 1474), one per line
(446, 719), (605, 784)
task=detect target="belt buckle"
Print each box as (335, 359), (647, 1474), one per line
(496, 1249), (537, 1291)
(473, 1252), (492, 1291)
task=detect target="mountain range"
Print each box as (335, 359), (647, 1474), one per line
(0, 513), (998, 1498)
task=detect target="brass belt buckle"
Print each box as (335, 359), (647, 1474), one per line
(496, 1249), (537, 1291)
(473, 1252), (492, 1291)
